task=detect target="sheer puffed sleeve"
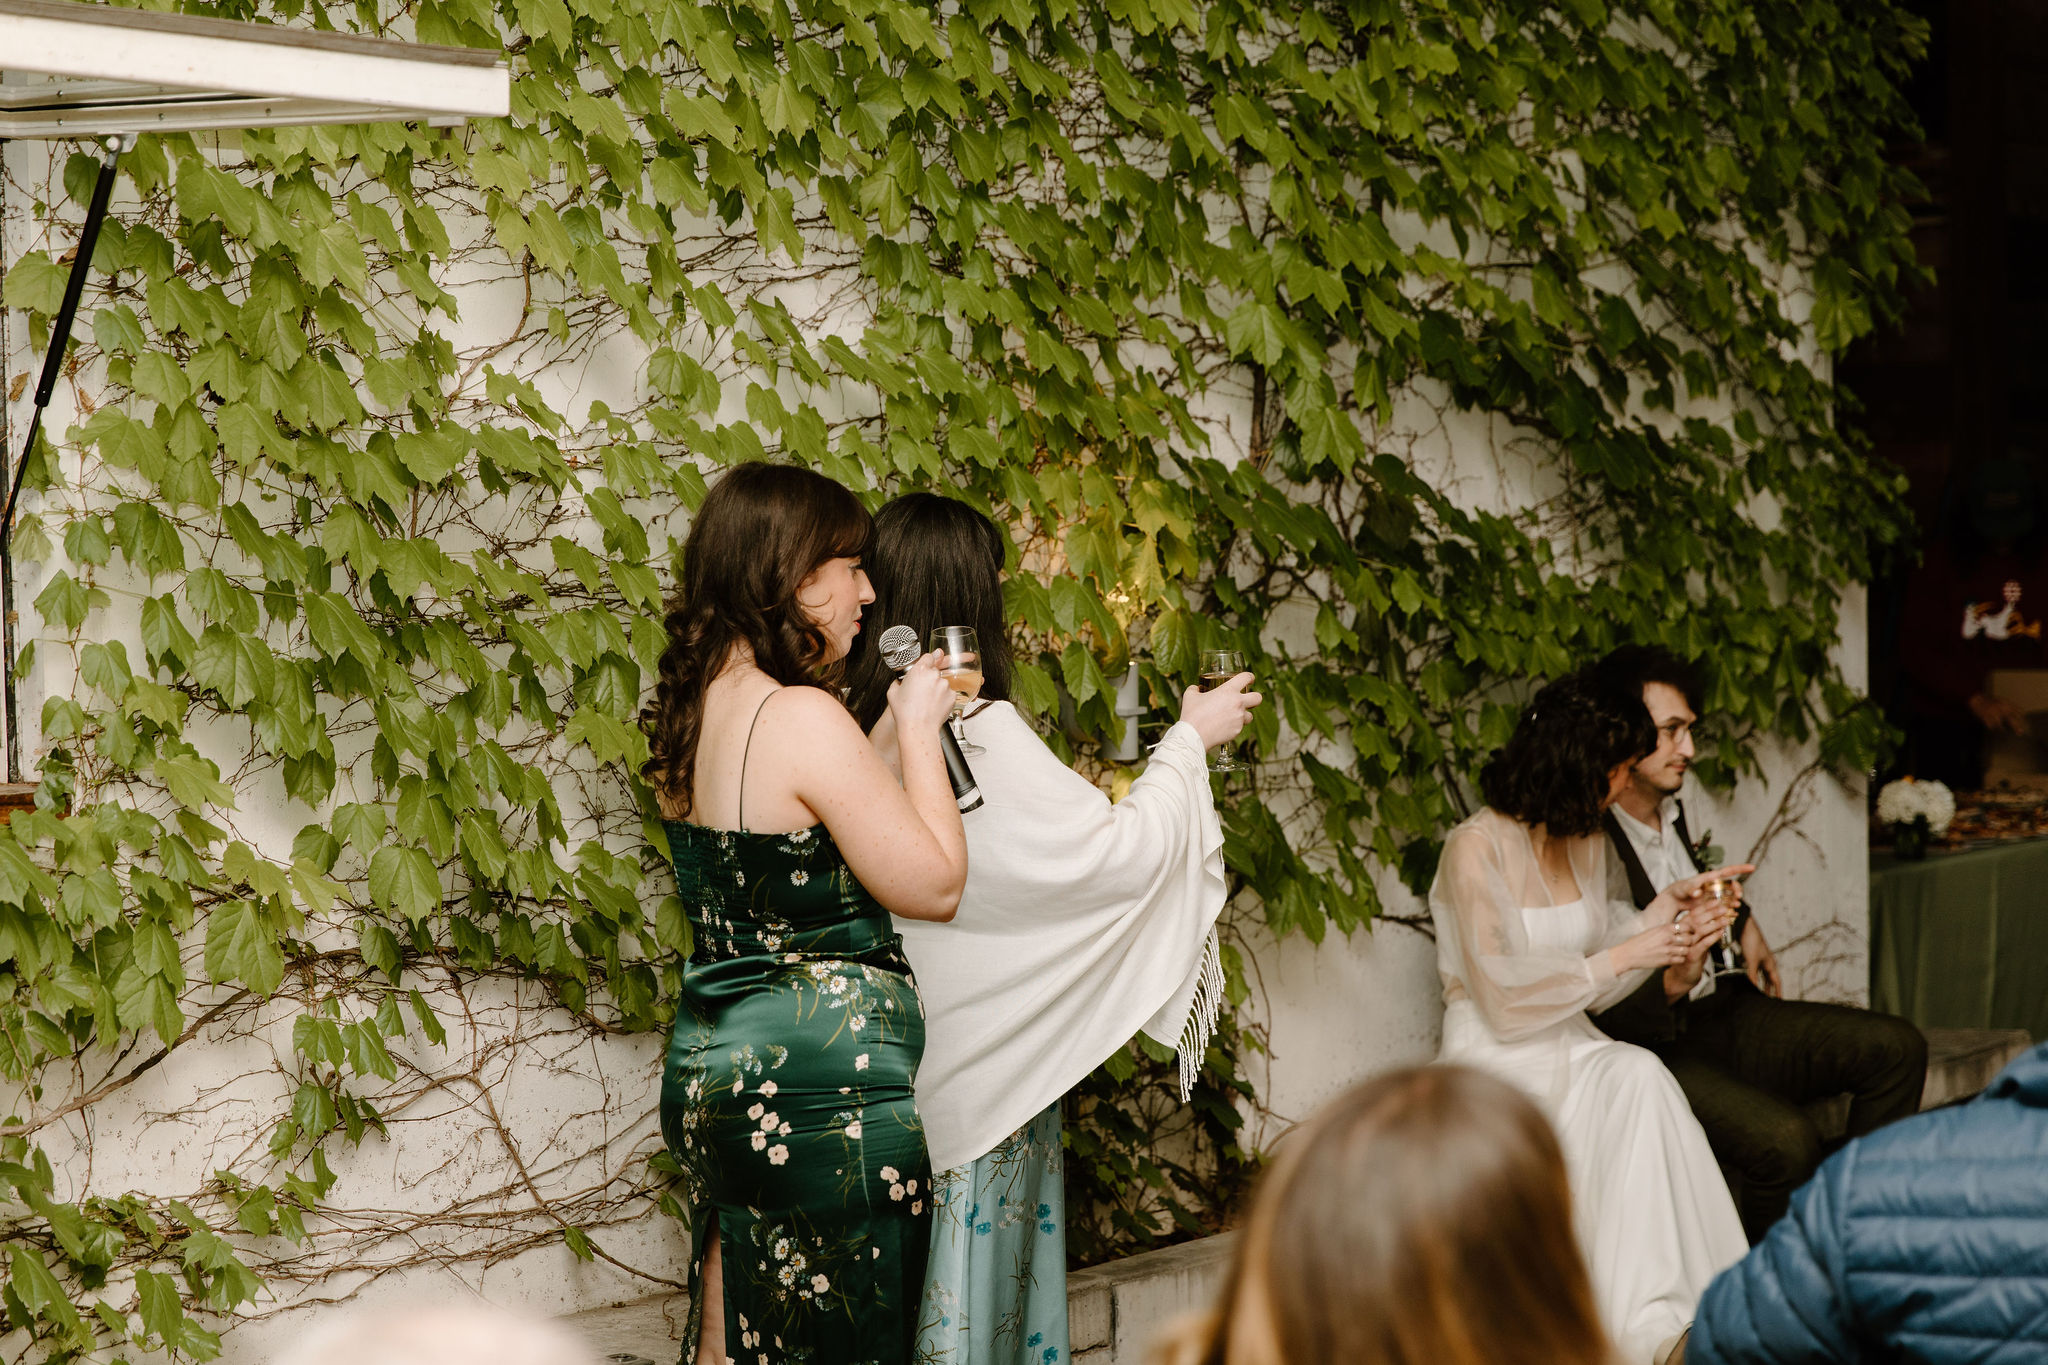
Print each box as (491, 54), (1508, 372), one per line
(1429, 813), (1656, 1042)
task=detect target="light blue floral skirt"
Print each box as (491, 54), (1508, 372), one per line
(916, 1105), (1067, 1365)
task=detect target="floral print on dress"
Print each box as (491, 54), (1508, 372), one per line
(660, 819), (933, 1365)
(917, 1106), (1066, 1364)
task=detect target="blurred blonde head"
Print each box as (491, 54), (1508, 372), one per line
(276, 1301), (601, 1365)
(1157, 1064), (1613, 1365)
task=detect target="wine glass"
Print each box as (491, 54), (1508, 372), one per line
(1703, 877), (1745, 979)
(928, 626), (985, 756)
(1198, 648), (1248, 774)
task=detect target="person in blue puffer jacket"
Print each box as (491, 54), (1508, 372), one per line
(1687, 1039), (2048, 1364)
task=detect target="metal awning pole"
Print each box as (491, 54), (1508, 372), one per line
(2, 132), (123, 785)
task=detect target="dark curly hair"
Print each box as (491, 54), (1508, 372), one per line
(639, 463), (871, 816)
(1593, 644), (1705, 716)
(842, 493), (1013, 732)
(1478, 672), (1656, 837)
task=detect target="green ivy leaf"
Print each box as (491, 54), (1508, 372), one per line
(2, 253), (66, 316)
(562, 1225), (594, 1261)
(9, 1247), (89, 1347)
(1224, 301), (1292, 367)
(154, 752), (236, 811)
(205, 899), (284, 995)
(358, 923), (401, 984)
(367, 846), (441, 923)
(33, 573), (105, 635)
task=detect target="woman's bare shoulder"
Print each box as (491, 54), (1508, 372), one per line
(751, 685), (867, 758)
(760, 683), (856, 722)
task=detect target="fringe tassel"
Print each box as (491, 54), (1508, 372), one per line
(1176, 930), (1226, 1103)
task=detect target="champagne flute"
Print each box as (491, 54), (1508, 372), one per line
(928, 625), (985, 756)
(1198, 648), (1248, 774)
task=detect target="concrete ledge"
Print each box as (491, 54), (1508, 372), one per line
(561, 1291), (683, 1364)
(1067, 1231), (1237, 1362)
(569, 1232), (1242, 1365)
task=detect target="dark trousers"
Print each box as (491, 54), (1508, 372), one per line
(1654, 982), (1927, 1243)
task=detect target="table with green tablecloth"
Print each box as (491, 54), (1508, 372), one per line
(1871, 838), (2048, 1042)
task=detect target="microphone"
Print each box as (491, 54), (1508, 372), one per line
(878, 625), (983, 813)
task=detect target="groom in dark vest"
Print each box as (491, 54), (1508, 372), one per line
(1589, 646), (1928, 1243)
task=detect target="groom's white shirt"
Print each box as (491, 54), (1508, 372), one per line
(1611, 786), (1715, 1000)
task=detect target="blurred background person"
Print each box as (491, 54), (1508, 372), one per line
(1432, 672), (1751, 1364)
(846, 492), (1260, 1365)
(275, 1302), (600, 1365)
(1894, 451), (2048, 790)
(1687, 1039), (2048, 1364)
(1153, 1065), (1616, 1365)
(641, 464), (967, 1365)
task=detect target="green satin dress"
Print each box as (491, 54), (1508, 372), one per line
(660, 817), (932, 1364)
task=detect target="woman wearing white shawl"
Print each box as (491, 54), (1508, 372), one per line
(1430, 672), (1751, 1365)
(845, 493), (1260, 1365)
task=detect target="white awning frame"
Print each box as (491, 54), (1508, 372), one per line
(0, 0), (509, 140)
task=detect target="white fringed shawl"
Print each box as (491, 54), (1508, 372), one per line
(893, 702), (1228, 1173)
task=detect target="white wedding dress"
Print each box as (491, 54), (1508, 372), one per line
(1430, 809), (1747, 1364)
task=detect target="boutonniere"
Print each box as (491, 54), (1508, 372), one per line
(1685, 826), (1723, 869)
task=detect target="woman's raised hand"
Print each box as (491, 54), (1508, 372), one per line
(1644, 862), (1756, 927)
(1681, 898), (1739, 950)
(1180, 672), (1263, 751)
(1614, 919), (1693, 972)
(886, 649), (958, 736)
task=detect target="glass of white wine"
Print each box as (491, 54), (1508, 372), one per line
(928, 625), (985, 756)
(1198, 648), (1247, 774)
(1703, 877), (1745, 979)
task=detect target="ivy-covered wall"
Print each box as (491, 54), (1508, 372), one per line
(0, 0), (1923, 1353)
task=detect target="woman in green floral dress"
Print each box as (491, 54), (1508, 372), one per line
(643, 464), (969, 1365)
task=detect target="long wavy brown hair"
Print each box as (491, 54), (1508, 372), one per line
(1156, 1065), (1614, 1365)
(640, 463), (872, 816)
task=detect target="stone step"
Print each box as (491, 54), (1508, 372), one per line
(562, 1027), (2040, 1365)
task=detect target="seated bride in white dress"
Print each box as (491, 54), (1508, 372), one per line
(1429, 671), (1751, 1365)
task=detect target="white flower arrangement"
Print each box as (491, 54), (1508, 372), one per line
(1877, 777), (1956, 838)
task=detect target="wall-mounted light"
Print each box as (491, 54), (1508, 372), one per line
(1105, 662), (1146, 763)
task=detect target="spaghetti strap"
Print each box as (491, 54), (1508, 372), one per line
(736, 689), (779, 833)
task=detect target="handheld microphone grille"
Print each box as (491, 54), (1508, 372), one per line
(875, 621), (983, 812)
(878, 624), (922, 672)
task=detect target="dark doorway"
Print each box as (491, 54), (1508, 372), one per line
(1847, 0), (2048, 788)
